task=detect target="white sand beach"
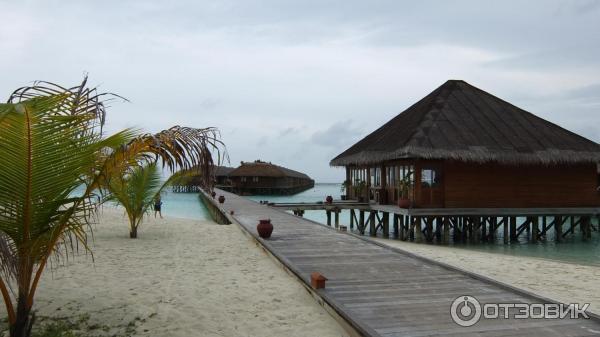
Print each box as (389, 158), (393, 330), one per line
(11, 207), (348, 337)
(372, 238), (600, 315)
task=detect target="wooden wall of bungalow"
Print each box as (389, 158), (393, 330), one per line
(345, 160), (600, 208)
(229, 175), (313, 189)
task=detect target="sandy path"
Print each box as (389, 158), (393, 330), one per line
(5, 207), (348, 337)
(372, 238), (600, 315)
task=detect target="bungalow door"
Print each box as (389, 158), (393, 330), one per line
(419, 166), (444, 207)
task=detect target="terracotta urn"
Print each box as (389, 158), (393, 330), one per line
(211, 191), (216, 198)
(325, 195), (333, 204)
(257, 219), (273, 239)
(398, 198), (411, 208)
(218, 195), (225, 204)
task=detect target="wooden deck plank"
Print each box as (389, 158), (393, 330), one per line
(207, 189), (600, 337)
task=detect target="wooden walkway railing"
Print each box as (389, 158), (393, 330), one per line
(204, 189), (600, 337)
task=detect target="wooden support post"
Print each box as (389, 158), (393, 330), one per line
(334, 209), (340, 228)
(462, 217), (467, 242)
(453, 217), (461, 243)
(510, 217), (517, 241)
(481, 217), (487, 242)
(555, 215), (563, 243)
(531, 216), (539, 242)
(582, 216), (592, 241)
(382, 212), (390, 238)
(359, 210), (365, 235)
(503, 217), (509, 244)
(490, 217), (497, 242)
(434, 217), (442, 242)
(350, 209), (355, 230)
(425, 217), (433, 243)
(409, 216), (416, 241)
(469, 217), (476, 243)
(415, 217), (423, 243)
(326, 210), (332, 227)
(398, 215), (405, 241)
(443, 217), (450, 244)
(369, 211), (376, 237)
(542, 216), (547, 239)
(393, 214), (399, 239)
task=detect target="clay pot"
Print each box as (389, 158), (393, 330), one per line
(398, 198), (411, 208)
(325, 195), (333, 204)
(211, 191), (216, 198)
(257, 219), (273, 239)
(218, 195), (225, 204)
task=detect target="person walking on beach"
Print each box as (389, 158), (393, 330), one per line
(154, 196), (163, 218)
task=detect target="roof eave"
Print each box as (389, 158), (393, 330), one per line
(330, 147), (600, 167)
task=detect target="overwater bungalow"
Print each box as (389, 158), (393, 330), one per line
(227, 160), (314, 195)
(330, 80), (600, 242)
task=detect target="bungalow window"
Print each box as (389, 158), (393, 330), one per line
(241, 177), (247, 182)
(371, 167), (381, 187)
(252, 177), (259, 182)
(421, 168), (441, 188)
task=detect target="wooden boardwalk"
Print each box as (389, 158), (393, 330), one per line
(209, 189), (600, 337)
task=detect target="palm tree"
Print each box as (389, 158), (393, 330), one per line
(0, 78), (225, 337)
(105, 163), (193, 238)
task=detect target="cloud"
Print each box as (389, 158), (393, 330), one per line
(310, 120), (364, 149)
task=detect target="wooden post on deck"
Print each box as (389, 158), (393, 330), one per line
(409, 216), (416, 241)
(350, 209), (355, 230)
(393, 214), (399, 239)
(326, 210), (332, 227)
(334, 209), (340, 228)
(383, 212), (390, 238)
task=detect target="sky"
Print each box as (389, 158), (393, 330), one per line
(1, 0), (600, 182)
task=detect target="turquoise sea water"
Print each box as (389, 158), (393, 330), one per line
(160, 191), (211, 220)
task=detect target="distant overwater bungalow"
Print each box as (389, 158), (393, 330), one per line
(329, 80), (600, 243)
(177, 160), (315, 195)
(226, 160), (315, 195)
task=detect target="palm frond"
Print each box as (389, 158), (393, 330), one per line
(8, 75), (128, 131)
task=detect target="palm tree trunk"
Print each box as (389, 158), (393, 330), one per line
(10, 293), (34, 337)
(129, 226), (138, 238)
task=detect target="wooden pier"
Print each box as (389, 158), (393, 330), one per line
(271, 201), (599, 244)
(204, 189), (600, 337)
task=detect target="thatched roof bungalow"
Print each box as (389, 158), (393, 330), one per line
(331, 80), (600, 208)
(228, 160), (314, 195)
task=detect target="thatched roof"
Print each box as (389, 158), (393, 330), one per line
(229, 160), (313, 180)
(331, 80), (600, 166)
(214, 166), (235, 177)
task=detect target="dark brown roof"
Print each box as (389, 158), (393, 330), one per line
(229, 161), (312, 180)
(331, 80), (600, 166)
(214, 166), (234, 177)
